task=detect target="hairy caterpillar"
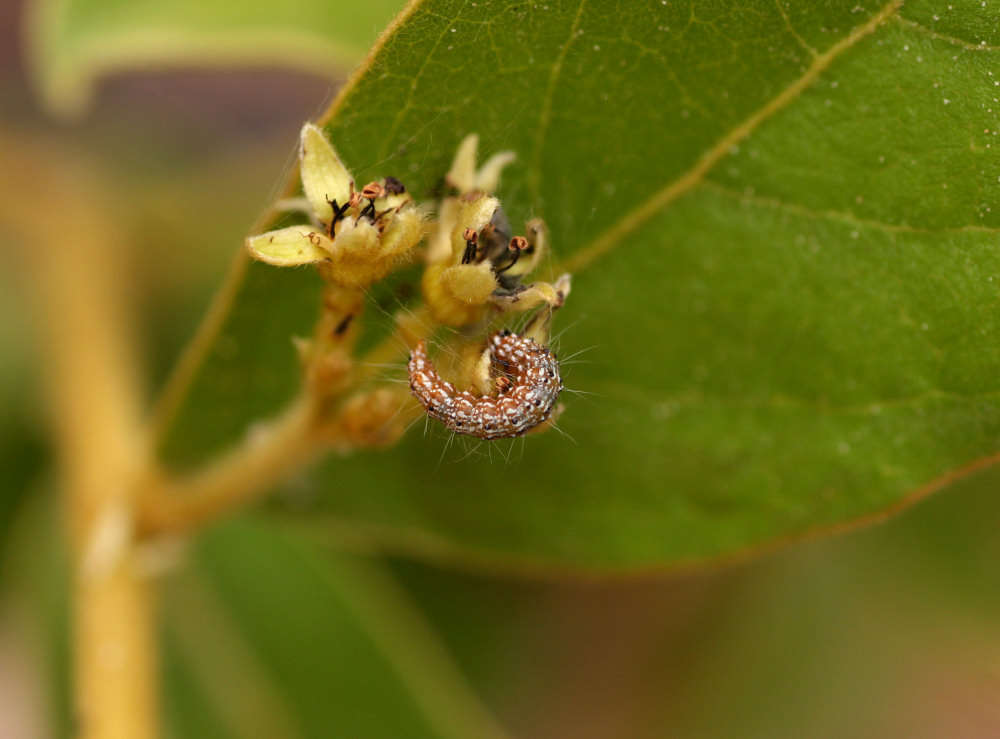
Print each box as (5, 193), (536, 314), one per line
(408, 330), (562, 440)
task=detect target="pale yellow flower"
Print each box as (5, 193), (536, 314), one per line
(422, 135), (563, 326)
(247, 123), (424, 288)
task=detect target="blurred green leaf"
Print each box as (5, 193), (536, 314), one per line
(24, 0), (405, 116)
(0, 218), (48, 574)
(388, 467), (1000, 739)
(162, 0), (1000, 571)
(162, 639), (237, 739)
(170, 516), (510, 739)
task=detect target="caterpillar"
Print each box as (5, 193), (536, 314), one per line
(408, 330), (562, 440)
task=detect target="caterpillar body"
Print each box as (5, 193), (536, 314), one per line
(408, 331), (562, 440)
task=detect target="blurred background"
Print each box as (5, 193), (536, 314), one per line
(3, 0), (1000, 737)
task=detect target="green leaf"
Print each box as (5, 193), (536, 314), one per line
(161, 0), (1000, 572)
(2, 480), (507, 738)
(385, 468), (1000, 737)
(170, 516), (510, 739)
(24, 0), (405, 116)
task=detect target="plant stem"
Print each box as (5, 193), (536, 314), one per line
(74, 558), (157, 739)
(139, 293), (432, 538)
(139, 394), (324, 538)
(16, 143), (158, 738)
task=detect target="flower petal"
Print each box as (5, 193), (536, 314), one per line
(426, 197), (459, 265)
(445, 133), (479, 193)
(299, 123), (353, 224)
(380, 207), (425, 258)
(450, 194), (499, 260)
(376, 186), (411, 213)
(422, 262), (493, 325)
(474, 150), (516, 193)
(502, 216), (547, 278)
(331, 218), (381, 259)
(246, 225), (332, 266)
(440, 261), (498, 303)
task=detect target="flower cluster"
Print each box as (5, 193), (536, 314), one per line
(421, 134), (558, 325)
(247, 126), (568, 327)
(245, 125), (572, 441)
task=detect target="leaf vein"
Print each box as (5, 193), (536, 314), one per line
(559, 0), (903, 275)
(898, 16), (1000, 52)
(598, 380), (1000, 419)
(774, 0), (818, 58)
(527, 0), (588, 203)
(380, 0), (471, 161)
(702, 181), (1000, 236)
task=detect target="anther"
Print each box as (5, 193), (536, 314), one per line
(383, 176), (406, 195)
(361, 181), (385, 200)
(494, 235), (527, 274)
(461, 228), (479, 264)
